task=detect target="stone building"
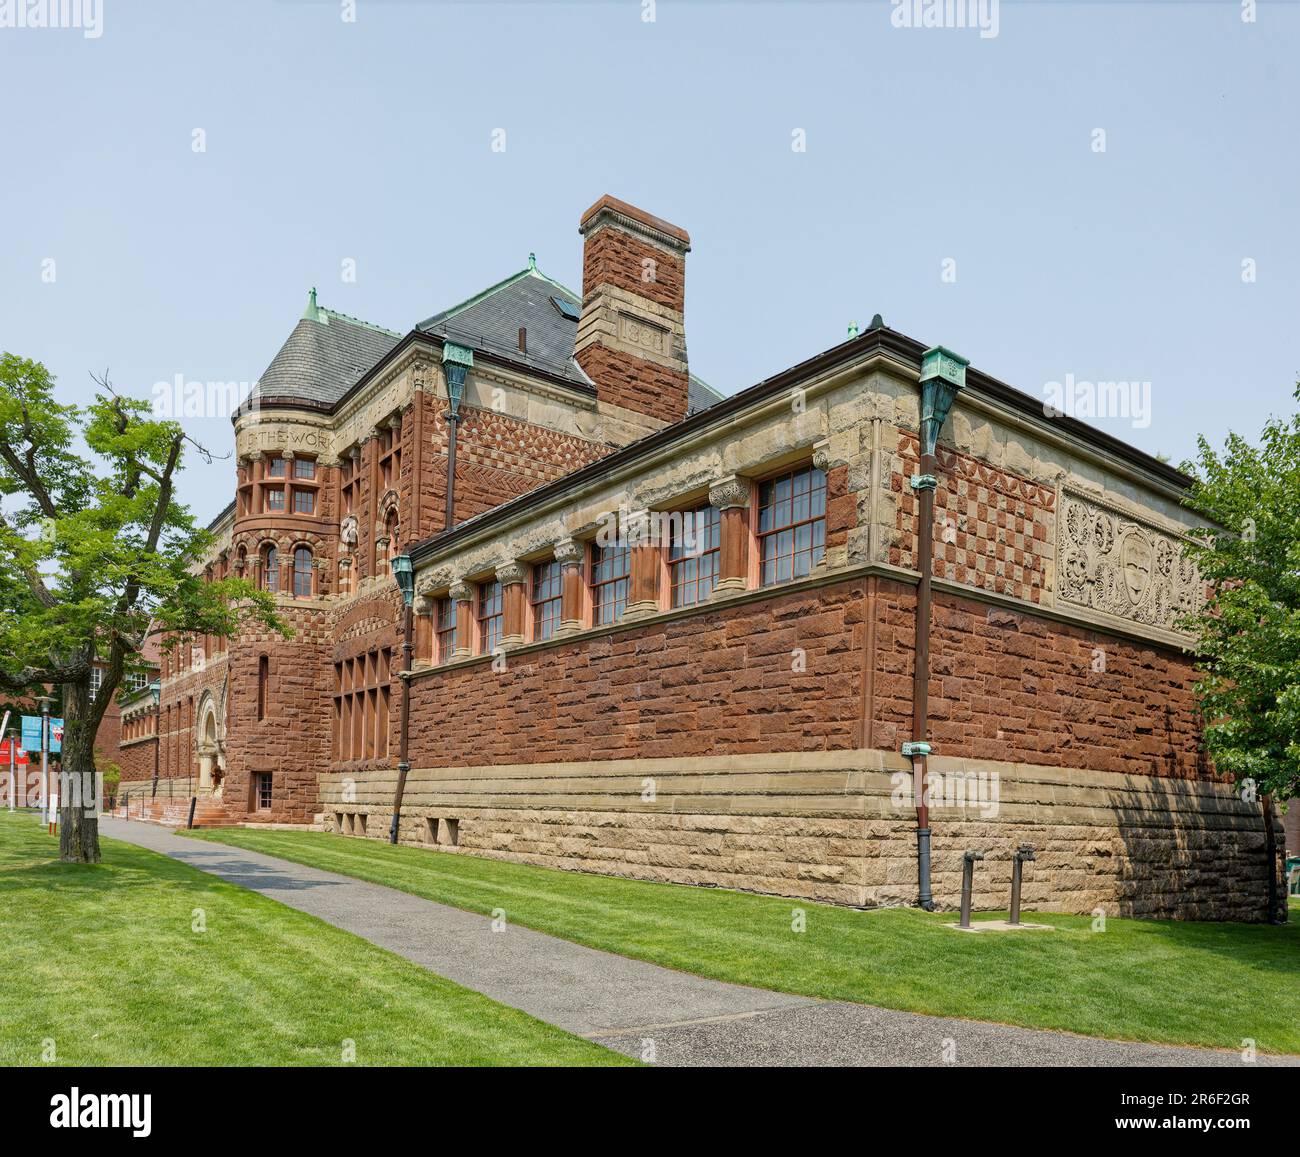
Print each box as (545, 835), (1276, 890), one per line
(125, 195), (1281, 920)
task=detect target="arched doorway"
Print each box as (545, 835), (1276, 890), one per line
(196, 698), (222, 795)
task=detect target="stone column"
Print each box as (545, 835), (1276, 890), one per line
(498, 561), (527, 648)
(709, 476), (751, 599)
(624, 511), (661, 620)
(555, 538), (586, 635)
(449, 581), (475, 659)
(413, 592), (433, 662)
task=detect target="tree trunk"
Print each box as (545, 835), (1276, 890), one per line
(58, 679), (100, 864)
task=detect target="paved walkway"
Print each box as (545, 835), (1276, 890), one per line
(100, 818), (1297, 1068)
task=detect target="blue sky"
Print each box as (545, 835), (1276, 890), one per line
(2, 0), (1296, 526)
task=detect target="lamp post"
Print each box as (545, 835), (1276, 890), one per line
(441, 343), (473, 531)
(906, 345), (968, 910)
(388, 553), (415, 844)
(150, 682), (161, 799)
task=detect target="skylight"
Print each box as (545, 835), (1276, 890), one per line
(550, 295), (580, 322)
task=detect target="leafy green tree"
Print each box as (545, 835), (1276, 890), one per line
(0, 353), (285, 863)
(1181, 384), (1300, 920)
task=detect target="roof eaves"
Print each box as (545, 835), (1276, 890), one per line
(407, 324), (1190, 563)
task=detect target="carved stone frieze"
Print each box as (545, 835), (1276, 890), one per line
(1057, 491), (1200, 634)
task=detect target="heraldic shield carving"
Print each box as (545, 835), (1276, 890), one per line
(1058, 491), (1201, 634)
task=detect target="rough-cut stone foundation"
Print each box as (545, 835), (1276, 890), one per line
(318, 750), (1275, 922)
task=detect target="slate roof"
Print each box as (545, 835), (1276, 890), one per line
(418, 262), (592, 387)
(419, 260), (724, 412)
(250, 273), (725, 416)
(248, 293), (401, 408)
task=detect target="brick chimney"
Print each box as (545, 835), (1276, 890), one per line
(574, 195), (691, 426)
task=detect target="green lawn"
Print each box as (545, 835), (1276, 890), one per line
(0, 814), (630, 1066)
(190, 826), (1300, 1055)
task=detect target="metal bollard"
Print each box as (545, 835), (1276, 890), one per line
(959, 850), (984, 928)
(187, 796), (198, 830)
(1009, 844), (1036, 925)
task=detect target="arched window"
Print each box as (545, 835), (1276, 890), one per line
(384, 509), (400, 563)
(262, 545), (279, 592)
(293, 546), (313, 598)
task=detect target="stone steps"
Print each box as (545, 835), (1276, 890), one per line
(112, 796), (237, 829)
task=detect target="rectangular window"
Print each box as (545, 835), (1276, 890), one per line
(758, 465), (827, 586)
(265, 488), (285, 512)
(89, 666), (103, 699)
(292, 457), (316, 480)
(590, 542), (630, 626)
(530, 560), (563, 641)
(292, 488), (315, 515)
(669, 505), (721, 607)
(477, 581), (503, 654)
(435, 597), (458, 663)
(267, 457), (287, 477)
(254, 772), (272, 810)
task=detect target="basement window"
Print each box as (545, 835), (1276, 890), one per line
(426, 817), (439, 844)
(441, 818), (460, 847)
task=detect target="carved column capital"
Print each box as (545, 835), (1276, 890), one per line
(554, 537), (585, 567)
(496, 561), (527, 586)
(449, 580), (475, 603)
(709, 476), (751, 510)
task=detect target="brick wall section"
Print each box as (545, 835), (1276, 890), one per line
(892, 431), (1054, 605)
(407, 580), (867, 767)
(869, 578), (1204, 778)
(581, 226), (684, 313)
(404, 392), (610, 536)
(223, 605), (332, 823)
(575, 346), (690, 434)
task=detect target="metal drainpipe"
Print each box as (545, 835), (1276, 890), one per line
(909, 453), (938, 911)
(905, 346), (970, 912)
(444, 411), (459, 532)
(388, 598), (414, 844)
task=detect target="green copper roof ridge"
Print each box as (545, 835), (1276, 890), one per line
(422, 259), (580, 328)
(316, 304), (402, 339)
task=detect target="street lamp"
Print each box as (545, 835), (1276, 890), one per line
(388, 554), (415, 844)
(441, 342), (473, 530)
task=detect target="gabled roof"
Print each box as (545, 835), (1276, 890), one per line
(246, 290), (401, 409)
(418, 257), (590, 387)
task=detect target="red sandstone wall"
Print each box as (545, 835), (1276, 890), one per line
(869, 579), (1204, 779)
(406, 581), (867, 767)
(223, 605), (332, 823)
(403, 574), (1203, 783)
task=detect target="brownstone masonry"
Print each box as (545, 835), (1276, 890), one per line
(131, 194), (1278, 923)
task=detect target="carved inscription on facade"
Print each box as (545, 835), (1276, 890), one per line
(1057, 491), (1200, 634)
(617, 312), (667, 356)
